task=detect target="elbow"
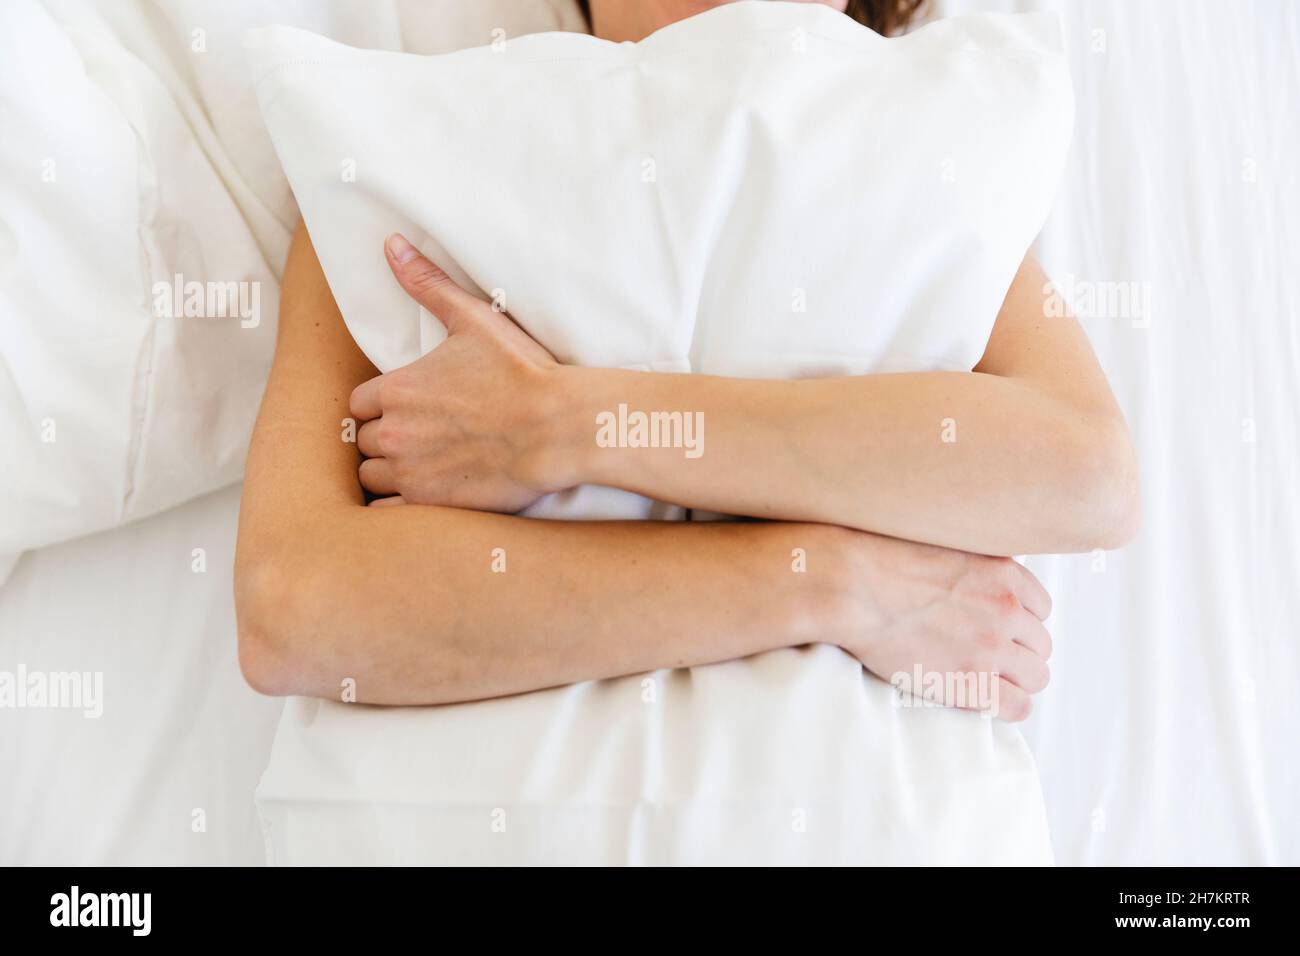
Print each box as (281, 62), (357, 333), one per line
(1067, 417), (1141, 552)
(235, 538), (469, 705)
(235, 554), (313, 697)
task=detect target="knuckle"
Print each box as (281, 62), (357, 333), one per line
(410, 264), (452, 296)
(380, 373), (415, 407)
(985, 555), (1015, 574)
(375, 420), (404, 456)
(388, 467), (408, 494)
(998, 558), (1027, 587)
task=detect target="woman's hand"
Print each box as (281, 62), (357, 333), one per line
(834, 529), (1053, 721)
(350, 234), (573, 511)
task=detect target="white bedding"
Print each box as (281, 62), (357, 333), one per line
(0, 484), (281, 865)
(0, 0), (582, 566)
(2, 0), (1297, 866)
(980, 0), (1300, 865)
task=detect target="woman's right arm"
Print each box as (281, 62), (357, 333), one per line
(234, 223), (1051, 717)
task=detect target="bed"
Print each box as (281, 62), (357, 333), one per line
(1, 0), (1296, 865)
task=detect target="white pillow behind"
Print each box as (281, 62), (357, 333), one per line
(247, 2), (1072, 864)
(0, 0), (583, 566)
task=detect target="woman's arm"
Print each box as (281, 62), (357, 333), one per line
(237, 224), (840, 703)
(573, 257), (1139, 556)
(359, 243), (1138, 557)
(235, 224), (1052, 716)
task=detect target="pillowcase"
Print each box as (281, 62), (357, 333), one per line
(0, 0), (290, 562)
(247, 1), (1071, 864)
(249, 1), (1072, 525)
(0, 0), (582, 569)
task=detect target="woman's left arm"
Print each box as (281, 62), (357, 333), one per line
(359, 241), (1138, 557)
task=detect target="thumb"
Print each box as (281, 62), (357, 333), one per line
(385, 233), (482, 335)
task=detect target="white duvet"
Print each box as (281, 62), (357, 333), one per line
(249, 3), (1071, 865)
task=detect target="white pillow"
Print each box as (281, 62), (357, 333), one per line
(0, 0), (582, 568)
(248, 2), (1071, 864)
(0, 0), (298, 562)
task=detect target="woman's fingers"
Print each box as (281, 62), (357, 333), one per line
(996, 640), (1051, 695)
(945, 674), (1034, 722)
(1009, 610), (1053, 660)
(1009, 561), (1052, 621)
(992, 678), (1034, 722)
(358, 457), (397, 496)
(385, 233), (484, 335)
(356, 419), (383, 458)
(350, 373), (386, 422)
(368, 494), (406, 508)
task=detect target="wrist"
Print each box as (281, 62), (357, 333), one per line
(780, 522), (877, 651)
(540, 364), (606, 490)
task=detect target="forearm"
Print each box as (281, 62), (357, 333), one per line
(568, 365), (1130, 556)
(354, 247), (1137, 556)
(241, 501), (852, 704)
(552, 257), (1137, 557)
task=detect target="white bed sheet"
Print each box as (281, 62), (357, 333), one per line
(942, 0), (1300, 864)
(0, 484), (282, 865)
